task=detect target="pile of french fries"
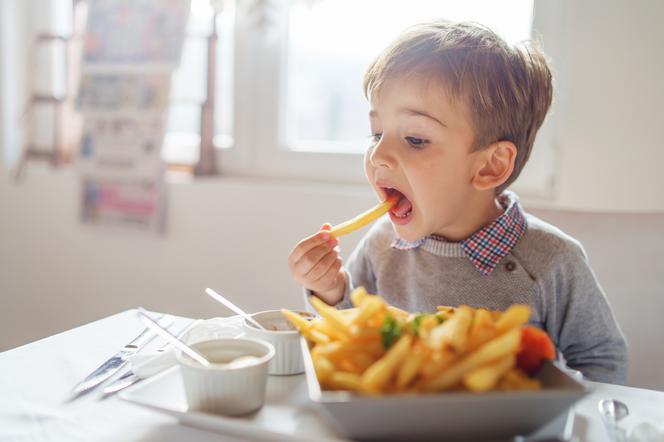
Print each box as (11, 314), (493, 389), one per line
(282, 287), (542, 395)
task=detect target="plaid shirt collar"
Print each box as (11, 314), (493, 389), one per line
(390, 191), (527, 276)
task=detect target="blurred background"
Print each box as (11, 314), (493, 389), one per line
(1, 0), (662, 390)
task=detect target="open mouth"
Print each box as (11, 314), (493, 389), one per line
(382, 187), (413, 223)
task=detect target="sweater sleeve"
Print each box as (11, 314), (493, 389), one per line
(541, 242), (628, 384)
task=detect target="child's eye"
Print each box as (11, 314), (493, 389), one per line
(369, 133), (383, 143)
(405, 136), (429, 148)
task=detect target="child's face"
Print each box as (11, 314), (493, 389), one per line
(365, 76), (486, 242)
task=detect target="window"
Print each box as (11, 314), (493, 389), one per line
(285, 0), (534, 153)
(218, 0), (553, 196)
(163, 0), (235, 167)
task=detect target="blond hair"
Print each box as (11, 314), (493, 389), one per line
(363, 21), (553, 192)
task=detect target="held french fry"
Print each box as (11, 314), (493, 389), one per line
(329, 193), (400, 238)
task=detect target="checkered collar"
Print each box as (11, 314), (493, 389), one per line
(390, 191), (527, 276)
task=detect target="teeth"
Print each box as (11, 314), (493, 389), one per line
(394, 208), (412, 219)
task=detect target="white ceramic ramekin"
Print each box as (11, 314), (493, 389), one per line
(176, 338), (275, 416)
(242, 310), (312, 375)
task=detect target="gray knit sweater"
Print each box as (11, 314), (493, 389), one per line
(334, 214), (628, 385)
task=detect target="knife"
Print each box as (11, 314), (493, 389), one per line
(70, 312), (175, 398)
(101, 319), (201, 396)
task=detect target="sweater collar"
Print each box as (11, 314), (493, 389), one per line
(390, 191), (527, 276)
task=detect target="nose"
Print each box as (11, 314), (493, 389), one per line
(368, 136), (396, 169)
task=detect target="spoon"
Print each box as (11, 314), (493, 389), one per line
(136, 309), (210, 367)
(205, 287), (266, 330)
(598, 399), (629, 442)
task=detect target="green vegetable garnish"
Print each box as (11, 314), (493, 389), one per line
(380, 315), (402, 349)
(409, 313), (427, 335)
(408, 313), (445, 336)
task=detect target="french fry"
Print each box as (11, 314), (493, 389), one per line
(387, 305), (410, 321)
(497, 368), (541, 391)
(308, 329), (332, 345)
(327, 372), (363, 392)
(466, 308), (498, 351)
(313, 318), (349, 342)
(313, 355), (335, 382)
(308, 296), (351, 340)
(362, 334), (413, 393)
(423, 328), (521, 391)
(350, 351), (376, 372)
(419, 349), (457, 379)
(329, 193), (400, 238)
(463, 355), (515, 392)
(396, 342), (428, 388)
(348, 325), (381, 342)
(280, 308), (312, 332)
(495, 304), (531, 333)
(281, 308), (331, 344)
(350, 287), (369, 307)
(427, 305), (473, 352)
(436, 305), (457, 320)
(352, 296), (386, 326)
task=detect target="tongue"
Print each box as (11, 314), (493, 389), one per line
(392, 195), (412, 217)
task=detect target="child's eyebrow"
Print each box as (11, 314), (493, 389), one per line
(398, 108), (447, 128)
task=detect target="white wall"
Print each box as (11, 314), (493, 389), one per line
(532, 0), (664, 211)
(0, 167), (375, 346)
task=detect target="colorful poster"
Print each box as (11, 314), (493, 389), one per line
(77, 0), (190, 233)
(81, 180), (166, 233)
(83, 0), (190, 66)
(78, 112), (165, 180)
(77, 73), (171, 110)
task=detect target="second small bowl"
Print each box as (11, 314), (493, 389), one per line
(242, 310), (313, 375)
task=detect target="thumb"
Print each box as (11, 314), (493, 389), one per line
(321, 222), (332, 231)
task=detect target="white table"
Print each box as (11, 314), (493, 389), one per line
(1, 310), (662, 442)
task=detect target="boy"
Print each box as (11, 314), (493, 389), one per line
(287, 21), (627, 384)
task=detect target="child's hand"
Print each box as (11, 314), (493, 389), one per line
(288, 223), (346, 306)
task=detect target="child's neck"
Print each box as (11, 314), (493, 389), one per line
(435, 193), (504, 242)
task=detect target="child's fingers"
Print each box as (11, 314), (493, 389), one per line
(288, 229), (335, 266)
(306, 249), (339, 281)
(292, 243), (335, 276)
(315, 257), (343, 291)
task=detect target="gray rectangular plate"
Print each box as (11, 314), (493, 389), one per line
(301, 337), (587, 441)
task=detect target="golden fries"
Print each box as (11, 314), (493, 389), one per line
(282, 288), (545, 396)
(329, 193), (400, 238)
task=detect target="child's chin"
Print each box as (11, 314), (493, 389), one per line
(392, 225), (423, 243)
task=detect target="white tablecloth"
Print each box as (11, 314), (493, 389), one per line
(1, 310), (662, 441)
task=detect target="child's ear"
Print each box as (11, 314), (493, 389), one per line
(471, 141), (517, 191)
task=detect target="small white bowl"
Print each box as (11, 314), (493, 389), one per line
(242, 310), (313, 375)
(176, 338), (275, 416)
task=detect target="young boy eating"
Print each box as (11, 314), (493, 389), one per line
(288, 21), (627, 384)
